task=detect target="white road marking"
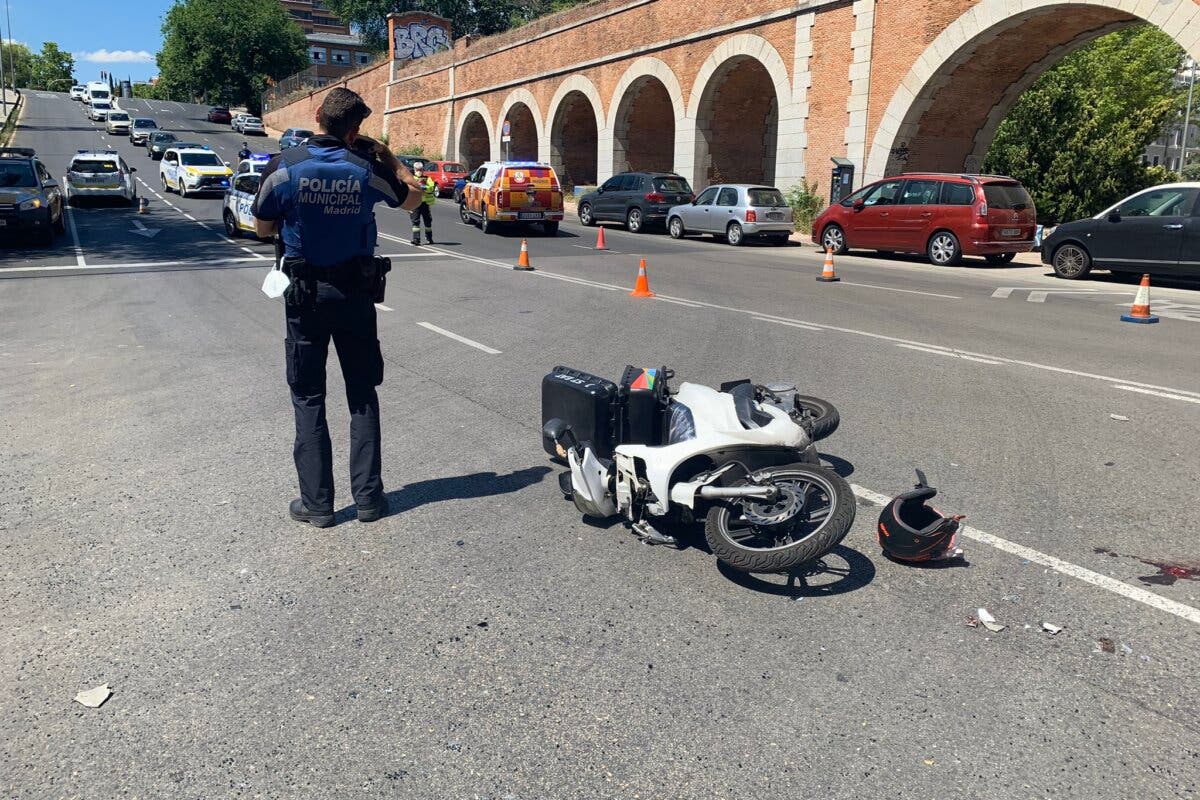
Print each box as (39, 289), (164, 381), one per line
(375, 303), (394, 312)
(754, 316), (822, 332)
(0, 256), (266, 275)
(852, 483), (1200, 626)
(64, 207), (86, 267)
(896, 343), (1001, 364)
(654, 296), (703, 308)
(531, 271), (620, 291)
(839, 280), (960, 299)
(1113, 385), (1200, 404)
(416, 321), (501, 354)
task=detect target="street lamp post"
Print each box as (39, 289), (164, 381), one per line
(3, 0), (13, 101)
(0, 10), (8, 119)
(1180, 58), (1196, 175)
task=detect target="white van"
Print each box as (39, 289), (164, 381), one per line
(85, 81), (111, 106)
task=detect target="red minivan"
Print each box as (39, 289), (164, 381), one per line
(812, 173), (1036, 265)
(420, 160), (469, 197)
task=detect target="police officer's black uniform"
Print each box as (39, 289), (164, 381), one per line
(253, 134), (409, 526)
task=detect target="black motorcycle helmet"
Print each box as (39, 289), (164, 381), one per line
(877, 469), (964, 562)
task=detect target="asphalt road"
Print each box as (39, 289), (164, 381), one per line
(3, 92), (1199, 799)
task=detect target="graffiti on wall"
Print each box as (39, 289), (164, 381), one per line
(394, 23), (450, 60)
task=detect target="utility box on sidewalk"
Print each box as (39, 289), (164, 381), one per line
(830, 157), (855, 204)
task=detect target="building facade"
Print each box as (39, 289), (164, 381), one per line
(280, 0), (374, 85)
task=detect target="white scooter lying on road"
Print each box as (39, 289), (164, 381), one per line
(541, 366), (855, 573)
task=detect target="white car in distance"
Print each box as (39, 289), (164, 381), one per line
(88, 100), (112, 121)
(105, 110), (131, 135)
(64, 150), (138, 206)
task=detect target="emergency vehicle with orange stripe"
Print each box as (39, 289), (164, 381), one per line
(458, 161), (564, 236)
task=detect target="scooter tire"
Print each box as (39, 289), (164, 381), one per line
(704, 464), (855, 573)
(794, 395), (840, 441)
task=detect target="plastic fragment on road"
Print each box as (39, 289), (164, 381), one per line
(977, 608), (1005, 632)
(923, 758), (936, 767)
(965, 615), (979, 627)
(73, 684), (112, 708)
(1042, 622), (1063, 635)
(1109, 414), (1129, 422)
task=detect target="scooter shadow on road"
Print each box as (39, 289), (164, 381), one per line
(334, 465), (551, 521)
(716, 544), (877, 598)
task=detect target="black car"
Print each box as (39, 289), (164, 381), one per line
(1042, 183), (1200, 279)
(146, 131), (179, 160)
(577, 172), (694, 233)
(0, 147), (65, 246)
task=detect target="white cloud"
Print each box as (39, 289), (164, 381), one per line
(76, 49), (154, 64)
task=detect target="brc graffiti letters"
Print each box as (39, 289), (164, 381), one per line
(394, 23), (450, 60)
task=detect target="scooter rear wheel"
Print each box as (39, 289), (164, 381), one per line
(704, 464), (855, 573)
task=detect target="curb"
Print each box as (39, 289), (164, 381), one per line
(0, 89), (25, 148)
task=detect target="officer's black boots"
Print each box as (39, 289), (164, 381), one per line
(289, 498), (335, 528)
(357, 500), (386, 523)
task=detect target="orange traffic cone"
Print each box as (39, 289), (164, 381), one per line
(595, 225), (608, 250)
(629, 258), (655, 297)
(1120, 274), (1159, 324)
(513, 239), (533, 271)
(816, 246), (840, 282)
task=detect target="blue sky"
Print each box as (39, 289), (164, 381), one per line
(4, 0), (175, 82)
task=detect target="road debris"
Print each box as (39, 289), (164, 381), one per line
(1097, 637), (1116, 653)
(977, 608), (1005, 632)
(73, 684), (112, 708)
(965, 615), (979, 628)
(1109, 414), (1129, 422)
(1042, 622), (1063, 635)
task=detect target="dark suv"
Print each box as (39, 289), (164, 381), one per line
(577, 172), (694, 233)
(0, 147), (65, 246)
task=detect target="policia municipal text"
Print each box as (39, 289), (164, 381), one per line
(252, 88), (423, 528)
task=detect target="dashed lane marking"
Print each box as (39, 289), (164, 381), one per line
(753, 316), (822, 332)
(851, 484), (1200, 626)
(375, 304), (394, 312)
(416, 321), (501, 354)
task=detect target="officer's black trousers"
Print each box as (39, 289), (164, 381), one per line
(285, 281), (384, 513)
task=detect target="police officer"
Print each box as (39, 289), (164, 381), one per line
(238, 142), (251, 161)
(252, 87), (421, 528)
(409, 162), (437, 245)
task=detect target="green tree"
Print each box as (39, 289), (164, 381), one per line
(157, 0), (309, 113)
(323, 0), (585, 53)
(0, 41), (35, 88)
(23, 42), (75, 90)
(984, 25), (1187, 224)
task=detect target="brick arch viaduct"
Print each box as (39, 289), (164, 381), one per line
(265, 0), (1200, 195)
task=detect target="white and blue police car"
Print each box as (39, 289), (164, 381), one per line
(158, 145), (233, 199)
(222, 170), (264, 239)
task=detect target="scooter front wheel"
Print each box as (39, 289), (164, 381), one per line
(793, 395), (840, 441)
(704, 464), (855, 573)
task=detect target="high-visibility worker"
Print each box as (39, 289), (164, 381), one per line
(410, 162), (438, 245)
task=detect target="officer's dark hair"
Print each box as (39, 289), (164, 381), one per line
(319, 88), (372, 141)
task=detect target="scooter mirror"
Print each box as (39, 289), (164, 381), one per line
(542, 418), (579, 454)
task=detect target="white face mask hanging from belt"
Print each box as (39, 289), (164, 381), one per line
(261, 258), (291, 299)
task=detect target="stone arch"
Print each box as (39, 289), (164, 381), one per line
(605, 57), (686, 178)
(687, 35), (794, 187)
(497, 88), (545, 162)
(864, 0), (1200, 183)
(547, 75), (604, 188)
(456, 99), (495, 169)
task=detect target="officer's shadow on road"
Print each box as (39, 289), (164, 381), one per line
(336, 465), (551, 521)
